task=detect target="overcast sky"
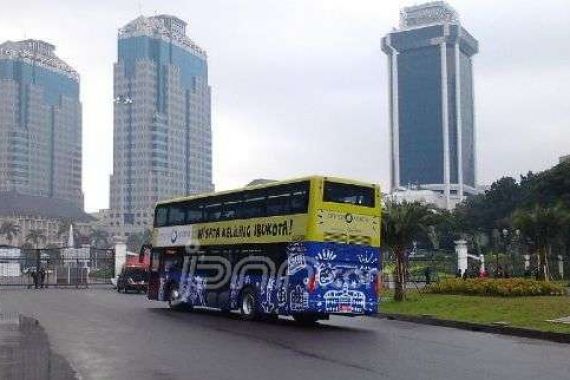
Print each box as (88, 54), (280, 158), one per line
(1, 0), (569, 212)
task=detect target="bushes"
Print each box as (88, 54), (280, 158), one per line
(428, 278), (564, 297)
(89, 268), (114, 279)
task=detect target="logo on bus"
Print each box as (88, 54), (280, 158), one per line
(170, 230), (178, 244)
(287, 242), (306, 275)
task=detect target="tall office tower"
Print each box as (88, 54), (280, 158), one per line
(109, 15), (213, 234)
(0, 40), (83, 208)
(382, 2), (479, 208)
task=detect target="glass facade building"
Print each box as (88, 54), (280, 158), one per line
(382, 2), (479, 208)
(109, 15), (213, 234)
(0, 40), (83, 208)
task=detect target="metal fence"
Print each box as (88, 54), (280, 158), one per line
(381, 250), (570, 287)
(381, 251), (458, 288)
(0, 247), (114, 288)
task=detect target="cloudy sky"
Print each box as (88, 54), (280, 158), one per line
(1, 0), (569, 212)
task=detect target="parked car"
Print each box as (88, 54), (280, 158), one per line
(117, 267), (148, 293)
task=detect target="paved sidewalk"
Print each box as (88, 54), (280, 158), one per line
(0, 312), (76, 380)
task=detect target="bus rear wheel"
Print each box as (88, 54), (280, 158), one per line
(240, 288), (259, 321)
(293, 314), (320, 326)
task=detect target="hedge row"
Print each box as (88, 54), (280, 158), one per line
(428, 278), (564, 297)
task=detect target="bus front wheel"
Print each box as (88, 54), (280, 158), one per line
(168, 285), (191, 311)
(240, 288), (259, 321)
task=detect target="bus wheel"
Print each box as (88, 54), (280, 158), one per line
(168, 286), (190, 311)
(293, 314), (320, 326)
(240, 288), (259, 321)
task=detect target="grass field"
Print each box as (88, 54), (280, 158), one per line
(380, 291), (570, 334)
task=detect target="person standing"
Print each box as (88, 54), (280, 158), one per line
(39, 267), (46, 288)
(31, 270), (39, 289)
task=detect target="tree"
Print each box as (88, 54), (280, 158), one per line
(455, 176), (523, 233)
(0, 221), (21, 245)
(126, 229), (152, 252)
(520, 162), (570, 208)
(25, 229), (47, 249)
(90, 229), (110, 249)
(512, 204), (570, 281)
(382, 201), (435, 301)
(57, 220), (72, 238)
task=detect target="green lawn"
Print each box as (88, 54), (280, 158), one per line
(380, 292), (570, 334)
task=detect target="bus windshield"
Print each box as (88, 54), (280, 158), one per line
(323, 181), (375, 207)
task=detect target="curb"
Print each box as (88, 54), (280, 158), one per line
(375, 312), (570, 344)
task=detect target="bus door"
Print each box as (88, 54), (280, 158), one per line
(147, 248), (162, 300)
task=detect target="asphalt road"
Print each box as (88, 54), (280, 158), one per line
(1, 288), (569, 380)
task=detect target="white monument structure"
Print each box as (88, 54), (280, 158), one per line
(455, 239), (485, 276)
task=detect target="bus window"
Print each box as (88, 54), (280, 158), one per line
(267, 193), (290, 216)
(155, 205), (169, 227)
(241, 191), (266, 219)
(221, 199), (241, 220)
(323, 181), (375, 207)
(290, 190), (308, 214)
(168, 203), (186, 225)
(187, 203), (203, 224)
(204, 202), (223, 222)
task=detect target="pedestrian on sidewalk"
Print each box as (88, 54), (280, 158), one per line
(39, 267), (46, 288)
(31, 269), (39, 289)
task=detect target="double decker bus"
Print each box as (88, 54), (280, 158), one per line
(146, 176), (381, 324)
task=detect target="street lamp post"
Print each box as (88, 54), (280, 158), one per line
(500, 228), (508, 278)
(513, 229), (520, 275)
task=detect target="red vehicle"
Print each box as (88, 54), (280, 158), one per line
(117, 253), (150, 293)
(117, 266), (148, 293)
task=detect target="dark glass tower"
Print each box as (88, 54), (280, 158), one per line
(382, 2), (479, 208)
(109, 15), (213, 235)
(0, 40), (83, 208)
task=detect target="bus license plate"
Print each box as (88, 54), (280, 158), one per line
(339, 305), (353, 313)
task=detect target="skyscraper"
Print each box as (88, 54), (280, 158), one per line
(0, 40), (83, 208)
(108, 15), (213, 235)
(382, 2), (479, 208)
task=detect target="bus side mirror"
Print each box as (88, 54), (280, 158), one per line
(139, 244), (151, 264)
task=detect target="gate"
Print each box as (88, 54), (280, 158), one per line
(0, 247), (115, 288)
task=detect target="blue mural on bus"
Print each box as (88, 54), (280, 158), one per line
(158, 241), (380, 317)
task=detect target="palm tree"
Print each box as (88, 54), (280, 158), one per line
(25, 229), (47, 249)
(382, 201), (435, 301)
(512, 204), (570, 281)
(57, 220), (72, 238)
(90, 229), (110, 249)
(0, 221), (21, 245)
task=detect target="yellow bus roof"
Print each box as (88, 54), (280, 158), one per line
(156, 175), (379, 206)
